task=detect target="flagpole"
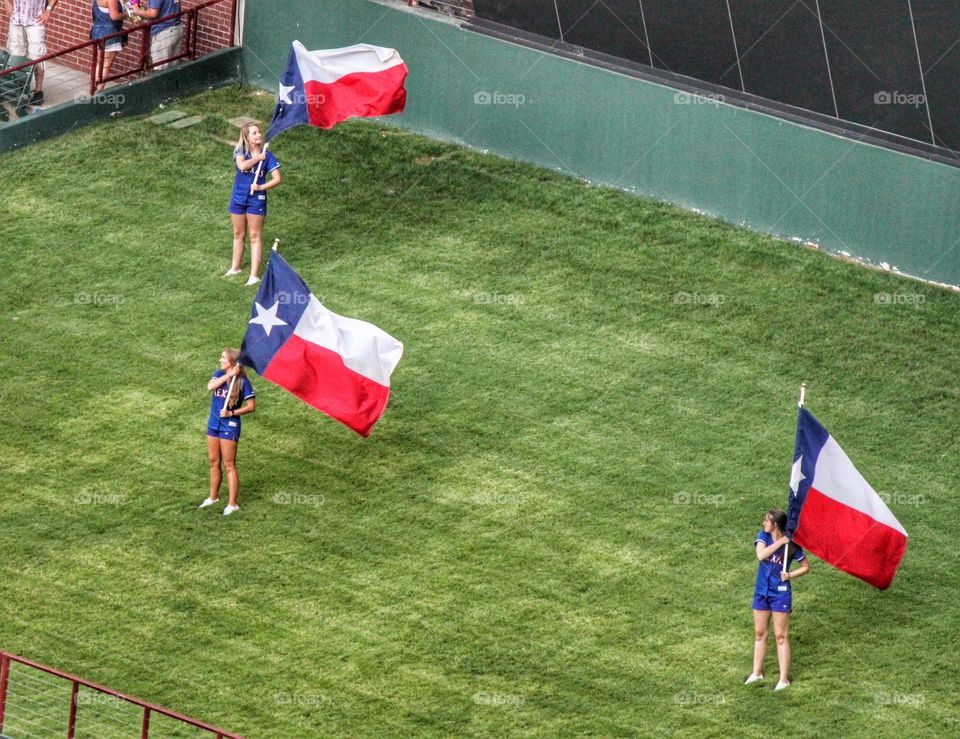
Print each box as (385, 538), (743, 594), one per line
(251, 142), (271, 195)
(223, 375), (237, 415)
(785, 383), (807, 575)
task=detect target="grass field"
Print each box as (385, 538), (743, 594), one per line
(1, 86), (958, 738)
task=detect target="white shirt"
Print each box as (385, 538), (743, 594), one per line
(11, 0), (46, 27)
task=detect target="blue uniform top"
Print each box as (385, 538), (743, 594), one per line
(208, 369), (255, 429)
(754, 531), (805, 597)
(148, 0), (182, 35)
(231, 148), (280, 203)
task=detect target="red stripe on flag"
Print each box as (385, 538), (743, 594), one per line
(304, 65), (407, 129)
(263, 334), (391, 437)
(793, 487), (907, 590)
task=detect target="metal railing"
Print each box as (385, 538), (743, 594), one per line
(0, 650), (243, 739)
(0, 0), (236, 118)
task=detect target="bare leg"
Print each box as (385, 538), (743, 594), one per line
(207, 435), (222, 500)
(773, 611), (791, 683)
(220, 438), (239, 507)
(752, 609), (770, 677)
(247, 214), (265, 279)
(230, 214), (247, 271)
(96, 50), (117, 92)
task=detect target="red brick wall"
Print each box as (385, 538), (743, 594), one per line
(0, 0), (235, 73)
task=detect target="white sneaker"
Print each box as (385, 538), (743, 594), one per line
(223, 504), (240, 516)
(744, 673), (763, 685)
(774, 680), (790, 691)
(245, 275), (260, 286)
(223, 268), (242, 276)
(198, 497), (219, 508)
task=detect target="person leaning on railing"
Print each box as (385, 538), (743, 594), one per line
(91, 0), (128, 91)
(133, 0), (181, 70)
(3, 0), (58, 105)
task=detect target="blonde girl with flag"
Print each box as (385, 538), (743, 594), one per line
(226, 122), (281, 286)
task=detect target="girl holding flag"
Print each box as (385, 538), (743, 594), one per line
(200, 349), (255, 515)
(745, 509), (810, 690)
(226, 122), (281, 286)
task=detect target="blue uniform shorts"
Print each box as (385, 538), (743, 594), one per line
(207, 421), (240, 442)
(752, 589), (792, 612)
(228, 193), (267, 216)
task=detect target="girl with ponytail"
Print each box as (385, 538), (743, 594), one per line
(200, 348), (256, 515)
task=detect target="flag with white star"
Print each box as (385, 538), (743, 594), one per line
(240, 251), (404, 436)
(266, 41), (408, 140)
(785, 406), (907, 589)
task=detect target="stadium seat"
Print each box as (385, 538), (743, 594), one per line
(0, 48), (11, 70)
(0, 54), (35, 121)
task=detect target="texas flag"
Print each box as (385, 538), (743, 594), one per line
(240, 251), (403, 436)
(267, 41), (408, 139)
(786, 408), (907, 589)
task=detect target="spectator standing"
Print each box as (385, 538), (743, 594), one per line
(3, 0), (57, 105)
(90, 0), (127, 91)
(136, 0), (181, 69)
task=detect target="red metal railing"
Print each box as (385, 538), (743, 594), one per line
(0, 650), (244, 738)
(0, 0), (236, 101)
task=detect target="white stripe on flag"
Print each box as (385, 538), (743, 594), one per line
(292, 295), (403, 387)
(811, 437), (907, 535)
(294, 41), (405, 85)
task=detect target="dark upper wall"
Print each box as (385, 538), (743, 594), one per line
(474, 0), (960, 154)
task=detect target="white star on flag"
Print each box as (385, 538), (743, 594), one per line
(789, 455), (805, 497)
(279, 83), (295, 105)
(248, 301), (288, 336)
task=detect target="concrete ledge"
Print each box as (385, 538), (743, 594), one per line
(0, 47), (241, 153)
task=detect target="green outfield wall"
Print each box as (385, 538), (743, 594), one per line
(242, 1), (960, 287)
